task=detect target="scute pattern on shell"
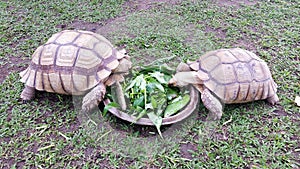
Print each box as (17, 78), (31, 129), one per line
(20, 30), (121, 95)
(189, 48), (277, 104)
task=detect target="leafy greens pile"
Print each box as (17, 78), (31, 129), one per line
(114, 65), (190, 138)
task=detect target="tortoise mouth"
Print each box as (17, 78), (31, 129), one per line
(113, 71), (130, 74)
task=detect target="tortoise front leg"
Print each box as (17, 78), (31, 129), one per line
(201, 88), (224, 121)
(82, 83), (106, 112)
(114, 81), (127, 110)
(21, 85), (36, 102)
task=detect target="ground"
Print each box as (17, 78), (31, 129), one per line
(0, 0), (299, 168)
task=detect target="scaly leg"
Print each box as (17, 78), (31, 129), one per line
(82, 83), (106, 112)
(21, 85), (36, 102)
(267, 94), (279, 105)
(201, 88), (224, 121)
(115, 81), (126, 110)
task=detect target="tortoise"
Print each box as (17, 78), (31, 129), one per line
(20, 30), (132, 112)
(168, 48), (279, 120)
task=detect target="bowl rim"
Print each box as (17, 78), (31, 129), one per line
(103, 85), (199, 126)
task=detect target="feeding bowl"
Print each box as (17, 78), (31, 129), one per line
(103, 66), (199, 126)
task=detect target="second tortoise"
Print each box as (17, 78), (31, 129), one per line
(169, 48), (279, 120)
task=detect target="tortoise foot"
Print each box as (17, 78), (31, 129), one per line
(21, 86), (35, 102)
(81, 83), (106, 112)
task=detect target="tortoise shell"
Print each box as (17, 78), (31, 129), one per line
(20, 30), (125, 95)
(189, 48), (278, 104)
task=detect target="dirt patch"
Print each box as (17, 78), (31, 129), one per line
(0, 65), (10, 84)
(272, 106), (288, 116)
(216, 0), (258, 8)
(0, 56), (28, 84)
(202, 26), (258, 53)
(95, 16), (130, 39)
(123, 0), (181, 12)
(180, 142), (198, 160)
(60, 20), (103, 32)
(204, 25), (227, 40)
(233, 38), (256, 51)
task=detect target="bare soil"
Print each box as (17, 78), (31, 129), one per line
(123, 0), (180, 11)
(216, 0), (258, 7)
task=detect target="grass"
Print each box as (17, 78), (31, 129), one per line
(0, 0), (299, 168)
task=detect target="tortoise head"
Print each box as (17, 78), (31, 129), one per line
(169, 62), (193, 87)
(105, 49), (132, 86)
(176, 62), (191, 72)
(114, 49), (132, 74)
(169, 71), (203, 87)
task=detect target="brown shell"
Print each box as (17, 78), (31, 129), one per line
(189, 48), (277, 104)
(20, 30), (124, 95)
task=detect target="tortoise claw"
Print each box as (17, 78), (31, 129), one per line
(22, 99), (29, 104)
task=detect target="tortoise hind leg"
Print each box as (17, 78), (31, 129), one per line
(21, 85), (36, 102)
(267, 94), (279, 105)
(201, 88), (224, 121)
(82, 83), (106, 112)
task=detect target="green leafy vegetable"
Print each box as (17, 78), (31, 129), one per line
(151, 97), (157, 109)
(133, 95), (145, 107)
(103, 102), (120, 116)
(153, 82), (165, 92)
(149, 72), (167, 84)
(134, 109), (147, 122)
(164, 94), (190, 117)
(147, 112), (163, 139)
(110, 65), (190, 137)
